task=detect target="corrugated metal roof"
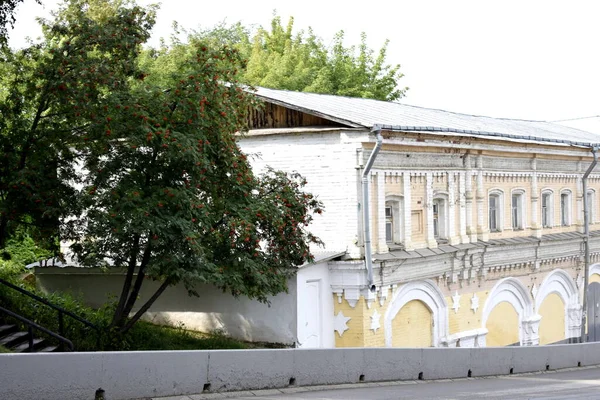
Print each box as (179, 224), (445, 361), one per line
(255, 87), (600, 147)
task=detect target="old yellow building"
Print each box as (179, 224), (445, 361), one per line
(240, 87), (600, 348)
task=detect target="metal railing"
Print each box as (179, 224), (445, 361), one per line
(0, 306), (74, 351)
(0, 277), (102, 350)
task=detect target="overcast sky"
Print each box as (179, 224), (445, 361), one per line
(9, 0), (600, 132)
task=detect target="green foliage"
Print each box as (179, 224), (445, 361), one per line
(0, 0), (157, 250)
(2, 1), (323, 334)
(2, 224), (54, 264)
(188, 14), (407, 101)
(64, 8), (323, 331)
(0, 262), (249, 350)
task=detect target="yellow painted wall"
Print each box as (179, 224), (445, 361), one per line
(333, 296), (366, 347)
(391, 300), (432, 347)
(447, 290), (489, 335)
(590, 274), (600, 284)
(486, 301), (519, 347)
(538, 293), (565, 345)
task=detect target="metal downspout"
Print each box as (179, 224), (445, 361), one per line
(581, 147), (598, 343)
(363, 127), (383, 291)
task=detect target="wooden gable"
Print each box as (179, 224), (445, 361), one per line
(248, 102), (345, 129)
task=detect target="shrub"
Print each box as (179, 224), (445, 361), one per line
(0, 261), (249, 351)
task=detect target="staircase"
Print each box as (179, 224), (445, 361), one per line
(0, 321), (59, 353)
(0, 277), (101, 353)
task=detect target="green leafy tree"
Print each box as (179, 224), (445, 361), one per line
(0, 0), (155, 251)
(3, 0), (323, 334)
(188, 14), (407, 101)
(70, 41), (323, 332)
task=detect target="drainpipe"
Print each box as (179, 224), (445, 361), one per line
(581, 146), (598, 343)
(362, 126), (383, 291)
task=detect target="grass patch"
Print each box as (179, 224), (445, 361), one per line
(0, 345), (11, 353)
(0, 261), (250, 351)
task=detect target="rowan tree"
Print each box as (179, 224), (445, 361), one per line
(0, 0), (155, 250)
(69, 42), (323, 332)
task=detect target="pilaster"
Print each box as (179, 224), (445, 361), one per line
(426, 172), (437, 248)
(476, 155), (489, 242)
(403, 172), (413, 250)
(447, 172), (459, 245)
(376, 172), (388, 253)
(459, 171), (469, 243)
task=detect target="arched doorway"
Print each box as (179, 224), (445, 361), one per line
(384, 280), (449, 347)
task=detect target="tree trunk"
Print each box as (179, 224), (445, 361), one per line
(119, 279), (171, 334)
(0, 215), (7, 250)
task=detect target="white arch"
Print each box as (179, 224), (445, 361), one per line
(482, 277), (534, 346)
(589, 264), (600, 278)
(384, 280), (448, 347)
(535, 269), (580, 342)
(535, 269), (578, 310)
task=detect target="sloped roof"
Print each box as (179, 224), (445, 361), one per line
(254, 87), (600, 147)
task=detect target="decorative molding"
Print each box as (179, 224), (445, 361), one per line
(522, 315), (542, 346)
(530, 283), (538, 300)
(452, 291), (461, 313)
(383, 279), (449, 347)
(370, 309), (381, 333)
(333, 311), (351, 337)
(445, 328), (488, 348)
(481, 277), (535, 346)
(470, 293), (479, 313)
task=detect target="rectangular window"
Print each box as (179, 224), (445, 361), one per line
(385, 206), (393, 242)
(541, 193), (550, 228)
(512, 194), (521, 229)
(489, 196), (498, 232)
(561, 193), (569, 226)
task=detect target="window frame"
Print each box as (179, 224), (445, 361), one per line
(385, 195), (404, 244)
(587, 189), (595, 225)
(432, 192), (449, 240)
(541, 189), (554, 229)
(560, 189), (572, 227)
(488, 189), (504, 233)
(510, 189), (526, 231)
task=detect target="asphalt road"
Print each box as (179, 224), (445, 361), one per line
(217, 366), (600, 400)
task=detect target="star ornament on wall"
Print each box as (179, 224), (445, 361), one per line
(370, 309), (381, 332)
(334, 311), (351, 337)
(452, 291), (461, 314)
(470, 293), (479, 313)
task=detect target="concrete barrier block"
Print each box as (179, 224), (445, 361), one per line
(422, 348), (471, 379)
(207, 349), (294, 392)
(293, 349), (361, 386)
(469, 347), (513, 377)
(511, 346), (549, 374)
(581, 342), (600, 366)
(0, 353), (103, 400)
(546, 344), (583, 370)
(100, 351), (209, 399)
(362, 348), (422, 382)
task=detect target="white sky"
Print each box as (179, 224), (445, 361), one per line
(9, 0), (600, 133)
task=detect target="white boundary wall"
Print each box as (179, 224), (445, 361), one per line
(3, 344), (600, 400)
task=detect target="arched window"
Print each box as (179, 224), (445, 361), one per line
(560, 189), (572, 227)
(385, 196), (404, 244)
(541, 189), (554, 228)
(511, 189), (526, 230)
(488, 189), (504, 232)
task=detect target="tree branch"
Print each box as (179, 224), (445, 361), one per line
(120, 278), (172, 333)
